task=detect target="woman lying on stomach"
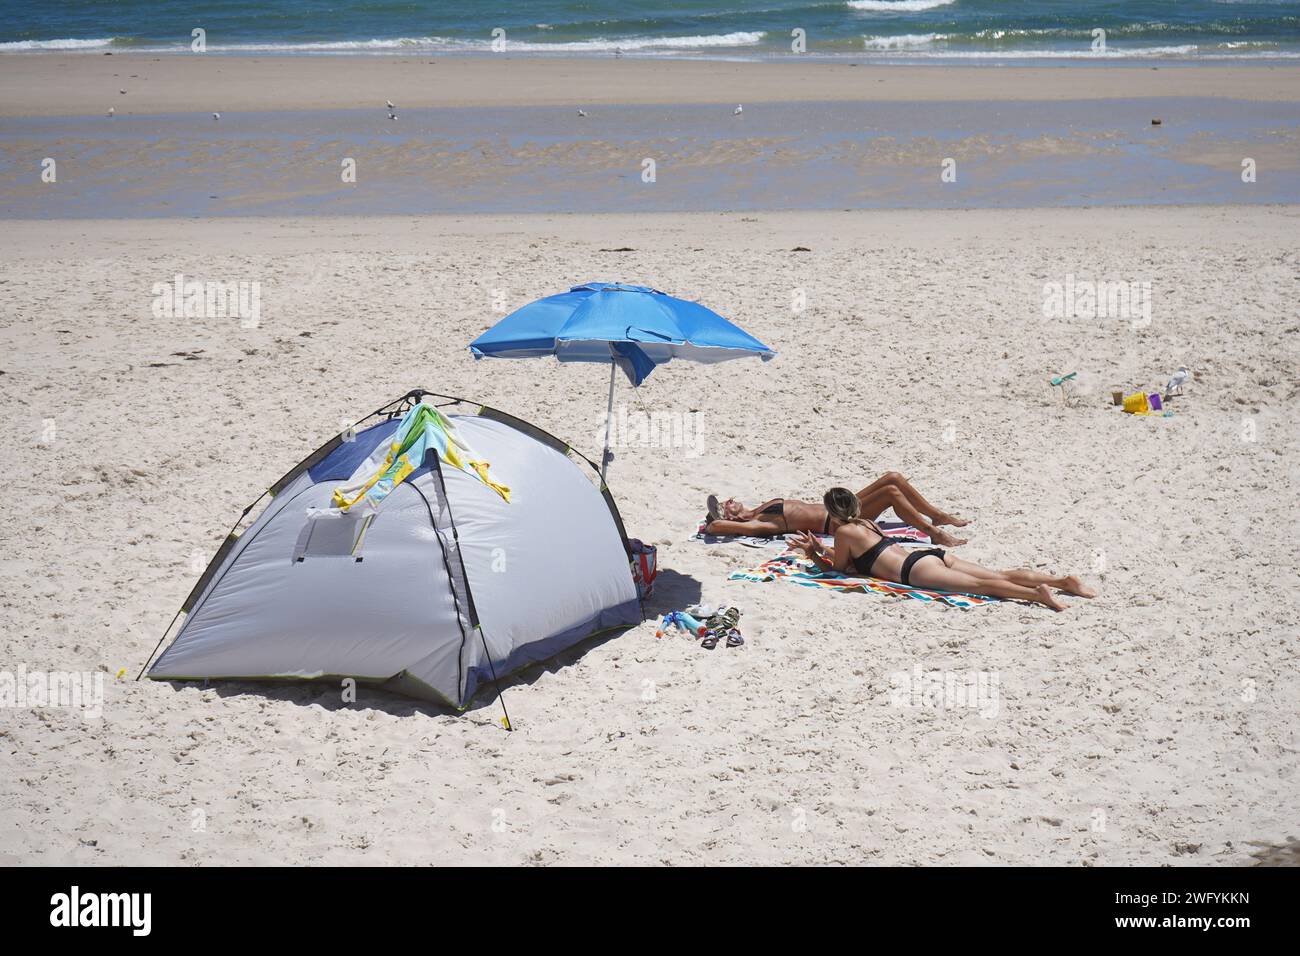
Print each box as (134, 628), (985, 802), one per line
(790, 487), (1097, 611)
(705, 471), (967, 547)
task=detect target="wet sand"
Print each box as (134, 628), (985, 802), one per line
(3, 97), (1296, 217)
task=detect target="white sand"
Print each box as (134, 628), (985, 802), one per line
(1, 207), (1297, 865)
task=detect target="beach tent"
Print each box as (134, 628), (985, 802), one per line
(144, 390), (641, 709)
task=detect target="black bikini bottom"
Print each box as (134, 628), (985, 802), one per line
(900, 548), (946, 587)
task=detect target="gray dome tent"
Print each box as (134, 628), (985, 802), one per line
(144, 390), (641, 709)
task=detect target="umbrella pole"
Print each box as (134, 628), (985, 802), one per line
(600, 361), (617, 485)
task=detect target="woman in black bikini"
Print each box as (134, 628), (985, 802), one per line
(705, 471), (968, 547)
(790, 487), (1097, 611)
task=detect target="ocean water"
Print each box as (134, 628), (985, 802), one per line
(2, 0), (1298, 60)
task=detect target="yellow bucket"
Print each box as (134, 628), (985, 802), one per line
(1122, 391), (1150, 415)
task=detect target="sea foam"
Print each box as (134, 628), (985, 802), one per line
(0, 37), (116, 51)
(849, 0), (957, 12)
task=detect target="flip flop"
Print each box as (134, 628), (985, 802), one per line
(706, 494), (721, 521)
(725, 628), (744, 649)
(701, 629), (722, 650)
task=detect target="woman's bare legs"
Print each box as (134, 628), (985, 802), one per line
(907, 557), (1068, 611)
(859, 482), (969, 548)
(704, 518), (785, 537)
(943, 555), (1097, 598)
(856, 471), (968, 527)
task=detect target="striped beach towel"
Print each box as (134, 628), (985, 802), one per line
(728, 553), (1000, 609)
(694, 519), (931, 550)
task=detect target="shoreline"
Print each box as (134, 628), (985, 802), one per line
(3, 204), (1295, 254)
(6, 49), (1300, 63)
(3, 55), (1299, 116)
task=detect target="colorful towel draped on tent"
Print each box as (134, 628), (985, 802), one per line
(332, 402), (511, 512)
(728, 554), (1000, 610)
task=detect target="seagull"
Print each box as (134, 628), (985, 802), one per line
(734, 104), (743, 115)
(1164, 365), (1190, 399)
(388, 111), (397, 120)
(386, 100), (395, 110)
(577, 109), (587, 117)
(119, 89), (126, 95)
(107, 106), (114, 117)
(213, 112), (221, 121)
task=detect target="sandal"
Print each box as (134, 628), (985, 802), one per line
(706, 494), (722, 522)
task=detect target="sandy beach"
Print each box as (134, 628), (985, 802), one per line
(1, 204), (1297, 866)
(1, 0), (1298, 874)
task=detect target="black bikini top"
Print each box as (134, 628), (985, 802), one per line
(850, 521), (900, 577)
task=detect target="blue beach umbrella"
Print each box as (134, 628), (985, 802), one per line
(469, 282), (775, 482)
